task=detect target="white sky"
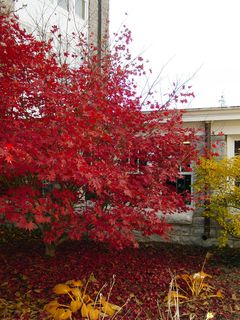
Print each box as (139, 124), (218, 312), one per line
(109, 0), (240, 108)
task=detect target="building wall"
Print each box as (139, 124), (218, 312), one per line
(167, 116), (240, 248)
(88, 0), (109, 51)
(137, 110), (240, 248)
(7, 1), (88, 35)
(1, 0), (109, 55)
(0, 0), (13, 14)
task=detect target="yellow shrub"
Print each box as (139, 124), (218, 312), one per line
(44, 276), (121, 320)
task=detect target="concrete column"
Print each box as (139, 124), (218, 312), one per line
(88, 0), (109, 53)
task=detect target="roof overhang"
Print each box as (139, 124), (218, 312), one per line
(182, 106), (240, 122)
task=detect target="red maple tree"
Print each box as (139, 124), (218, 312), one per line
(0, 15), (198, 254)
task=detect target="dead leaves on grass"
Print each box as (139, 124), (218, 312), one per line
(0, 242), (240, 319)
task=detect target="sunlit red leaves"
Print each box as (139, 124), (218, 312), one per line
(0, 14), (199, 249)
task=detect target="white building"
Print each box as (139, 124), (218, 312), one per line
(1, 0), (109, 61)
(145, 106), (240, 248)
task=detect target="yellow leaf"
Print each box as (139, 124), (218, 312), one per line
(72, 280), (83, 287)
(89, 274), (98, 283)
(54, 308), (72, 320)
(101, 300), (115, 316)
(101, 297), (120, 310)
(89, 308), (100, 320)
(108, 302), (121, 311)
(53, 284), (71, 295)
(44, 300), (60, 315)
(34, 289), (42, 293)
(70, 300), (81, 313)
(192, 271), (211, 279)
(164, 291), (188, 301)
(177, 274), (190, 279)
(205, 252), (213, 261)
(15, 291), (21, 297)
(81, 303), (89, 318)
(216, 290), (223, 298)
(67, 279), (83, 287)
(102, 305), (115, 316)
(200, 271), (212, 278)
(82, 294), (92, 304)
(179, 274), (192, 282)
(71, 287), (82, 298)
(206, 312), (214, 319)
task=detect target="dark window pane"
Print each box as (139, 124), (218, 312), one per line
(234, 141), (240, 156)
(166, 174), (192, 205)
(176, 175), (191, 194)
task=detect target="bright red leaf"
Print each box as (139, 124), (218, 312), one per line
(0, 15), (198, 250)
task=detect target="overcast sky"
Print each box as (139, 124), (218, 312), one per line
(109, 0), (240, 108)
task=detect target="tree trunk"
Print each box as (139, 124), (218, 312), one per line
(45, 243), (56, 257)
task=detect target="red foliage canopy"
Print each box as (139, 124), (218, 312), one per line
(0, 15), (198, 248)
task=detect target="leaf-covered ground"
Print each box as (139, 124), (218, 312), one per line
(0, 233), (240, 319)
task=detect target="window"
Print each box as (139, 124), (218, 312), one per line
(58, 0), (69, 11)
(75, 0), (86, 19)
(227, 135), (240, 158)
(176, 174), (192, 195)
(167, 166), (193, 205)
(234, 140), (240, 186)
(234, 140), (240, 156)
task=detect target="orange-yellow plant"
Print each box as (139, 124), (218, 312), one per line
(194, 156), (240, 245)
(44, 276), (121, 320)
(166, 253), (222, 305)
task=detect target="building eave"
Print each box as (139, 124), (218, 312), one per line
(182, 106), (240, 122)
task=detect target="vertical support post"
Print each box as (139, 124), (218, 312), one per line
(97, 0), (102, 61)
(202, 122), (211, 240)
